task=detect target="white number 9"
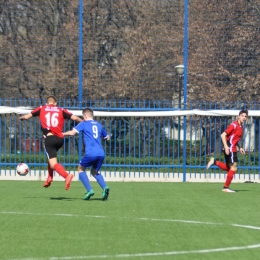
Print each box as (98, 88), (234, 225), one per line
(92, 125), (98, 138)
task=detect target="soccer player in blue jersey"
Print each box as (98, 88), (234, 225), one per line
(63, 108), (110, 200)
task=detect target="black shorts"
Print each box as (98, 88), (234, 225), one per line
(43, 135), (64, 159)
(224, 150), (238, 164)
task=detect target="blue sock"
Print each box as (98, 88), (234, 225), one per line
(79, 172), (92, 192)
(94, 174), (107, 189)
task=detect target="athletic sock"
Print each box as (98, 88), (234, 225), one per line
(48, 163), (54, 179)
(79, 172), (92, 191)
(216, 161), (230, 172)
(53, 163), (69, 179)
(94, 173), (106, 189)
(224, 170), (236, 188)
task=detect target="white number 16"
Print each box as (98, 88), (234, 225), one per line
(45, 112), (59, 127)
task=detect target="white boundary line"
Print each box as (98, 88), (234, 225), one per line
(6, 244), (260, 260)
(2, 212), (260, 260)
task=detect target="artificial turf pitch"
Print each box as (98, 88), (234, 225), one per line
(1, 181), (260, 260)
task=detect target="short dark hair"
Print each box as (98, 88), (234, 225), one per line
(46, 95), (57, 103)
(82, 107), (94, 117)
(239, 109), (248, 116)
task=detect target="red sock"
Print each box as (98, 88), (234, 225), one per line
(224, 170), (236, 188)
(54, 163), (69, 179)
(216, 161), (230, 172)
(48, 163), (54, 179)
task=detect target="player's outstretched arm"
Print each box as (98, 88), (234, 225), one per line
(20, 113), (33, 120)
(104, 135), (110, 141)
(63, 129), (77, 136)
(71, 115), (83, 123)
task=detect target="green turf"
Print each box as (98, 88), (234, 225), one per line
(1, 181), (260, 260)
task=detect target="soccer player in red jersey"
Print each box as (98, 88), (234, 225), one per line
(20, 96), (82, 190)
(206, 109), (248, 192)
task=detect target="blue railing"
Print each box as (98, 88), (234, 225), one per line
(0, 106), (259, 181)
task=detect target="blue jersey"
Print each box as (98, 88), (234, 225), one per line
(74, 120), (108, 156)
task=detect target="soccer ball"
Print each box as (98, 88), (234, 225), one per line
(16, 163), (29, 176)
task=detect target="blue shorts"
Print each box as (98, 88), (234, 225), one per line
(79, 155), (104, 171)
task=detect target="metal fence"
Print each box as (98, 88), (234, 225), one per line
(0, 0), (259, 181)
(0, 106), (259, 182)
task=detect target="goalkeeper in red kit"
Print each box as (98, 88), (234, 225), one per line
(206, 109), (248, 192)
(20, 96), (82, 190)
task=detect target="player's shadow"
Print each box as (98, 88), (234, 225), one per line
(49, 197), (106, 201)
(50, 197), (80, 201)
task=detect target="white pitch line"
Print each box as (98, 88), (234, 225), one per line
(2, 211), (260, 260)
(139, 217), (223, 225)
(232, 224), (260, 231)
(1, 212), (106, 218)
(1, 212), (222, 224)
(6, 244), (260, 260)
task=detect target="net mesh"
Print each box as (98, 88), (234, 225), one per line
(0, 0), (259, 105)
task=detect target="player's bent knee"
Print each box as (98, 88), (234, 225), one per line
(229, 164), (237, 172)
(91, 167), (98, 176)
(48, 158), (58, 169)
(78, 165), (85, 172)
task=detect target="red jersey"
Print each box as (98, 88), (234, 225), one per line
(31, 105), (72, 138)
(225, 120), (243, 152)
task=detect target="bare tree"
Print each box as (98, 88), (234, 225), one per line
(0, 0), (78, 99)
(187, 0), (260, 104)
(80, 0), (183, 101)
